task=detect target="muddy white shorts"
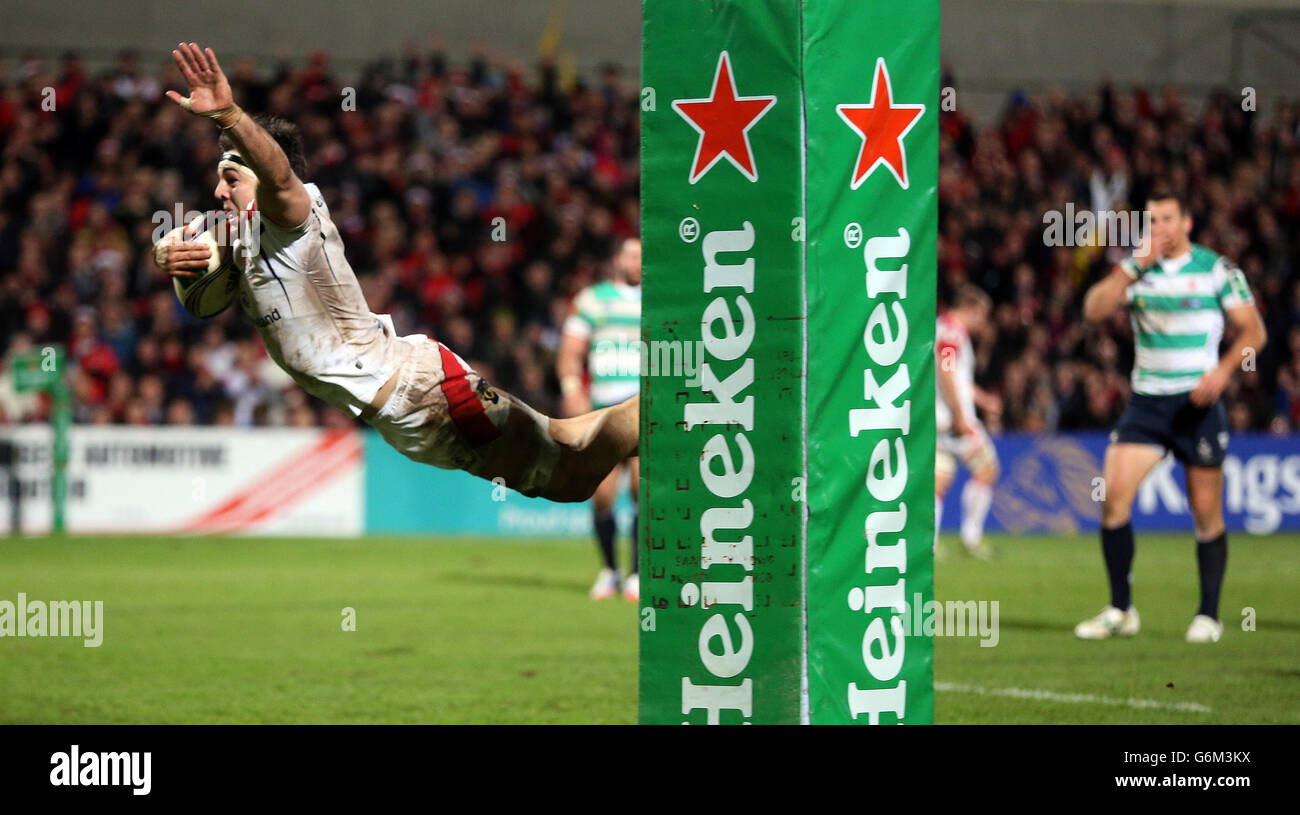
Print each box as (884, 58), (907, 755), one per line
(935, 421), (998, 481)
(367, 336), (560, 496)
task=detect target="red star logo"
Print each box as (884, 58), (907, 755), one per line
(671, 52), (777, 184)
(836, 58), (926, 190)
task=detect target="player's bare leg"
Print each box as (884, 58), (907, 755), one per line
(591, 466), (620, 516)
(588, 464), (623, 599)
(959, 458), (1000, 558)
(1075, 442), (1165, 639)
(476, 394), (639, 503)
(544, 396), (640, 502)
(934, 452), (955, 556)
(622, 456), (641, 601)
(1185, 465), (1227, 641)
(1185, 465), (1225, 542)
(1099, 443), (1165, 528)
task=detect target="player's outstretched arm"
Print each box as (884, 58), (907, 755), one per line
(166, 42), (310, 228)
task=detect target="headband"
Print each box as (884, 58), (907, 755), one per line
(218, 150), (257, 180)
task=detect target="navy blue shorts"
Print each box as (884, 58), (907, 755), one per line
(1112, 392), (1228, 467)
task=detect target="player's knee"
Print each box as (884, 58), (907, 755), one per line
(592, 481), (617, 511)
(1101, 502), (1131, 527)
(1190, 506), (1223, 539)
(935, 469), (953, 493)
(1194, 521), (1224, 541)
(974, 463), (999, 485)
(1100, 489), (1134, 526)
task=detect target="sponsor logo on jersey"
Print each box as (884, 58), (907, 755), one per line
(254, 308), (282, 328)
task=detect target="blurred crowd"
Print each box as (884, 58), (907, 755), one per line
(0, 47), (1297, 435)
(940, 73), (1300, 434)
(0, 46), (638, 428)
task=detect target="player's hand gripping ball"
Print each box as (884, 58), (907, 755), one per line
(161, 214), (239, 318)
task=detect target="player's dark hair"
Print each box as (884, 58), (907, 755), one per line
(219, 114), (307, 179)
(1146, 188), (1188, 215)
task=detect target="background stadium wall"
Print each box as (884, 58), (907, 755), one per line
(363, 432), (634, 537)
(2, 426), (1293, 536)
(2, 0), (1298, 123)
(0, 425), (364, 536)
(944, 432), (1300, 536)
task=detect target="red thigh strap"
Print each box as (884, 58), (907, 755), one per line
(437, 342), (502, 447)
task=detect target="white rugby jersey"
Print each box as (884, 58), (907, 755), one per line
(935, 312), (976, 433)
(1120, 244), (1254, 396)
(231, 183), (406, 417)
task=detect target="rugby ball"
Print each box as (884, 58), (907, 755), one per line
(170, 215), (238, 318)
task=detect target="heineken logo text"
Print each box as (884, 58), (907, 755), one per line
(679, 221), (758, 723)
(846, 226), (913, 722)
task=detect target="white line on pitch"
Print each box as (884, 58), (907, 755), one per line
(935, 682), (1213, 714)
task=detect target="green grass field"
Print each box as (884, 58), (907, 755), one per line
(1, 533), (1296, 724)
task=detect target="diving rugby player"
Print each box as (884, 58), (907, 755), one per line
(155, 43), (638, 502)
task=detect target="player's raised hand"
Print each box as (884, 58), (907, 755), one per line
(166, 43), (238, 124)
(1133, 226), (1161, 270)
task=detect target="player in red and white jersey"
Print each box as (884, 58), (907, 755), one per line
(935, 284), (1001, 559)
(154, 43), (637, 502)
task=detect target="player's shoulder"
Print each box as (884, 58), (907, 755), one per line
(303, 182), (327, 214)
(577, 280), (617, 299)
(1189, 243), (1233, 273)
(937, 312), (966, 335)
(569, 284), (605, 321)
(587, 280), (634, 307)
(936, 312), (967, 347)
(258, 181), (323, 241)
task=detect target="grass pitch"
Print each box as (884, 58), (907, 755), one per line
(0, 533), (1296, 724)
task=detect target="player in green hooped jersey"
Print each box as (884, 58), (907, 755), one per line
(1079, 190), (1267, 644)
(558, 238), (642, 601)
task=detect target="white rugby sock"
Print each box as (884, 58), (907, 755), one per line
(960, 480), (993, 550)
